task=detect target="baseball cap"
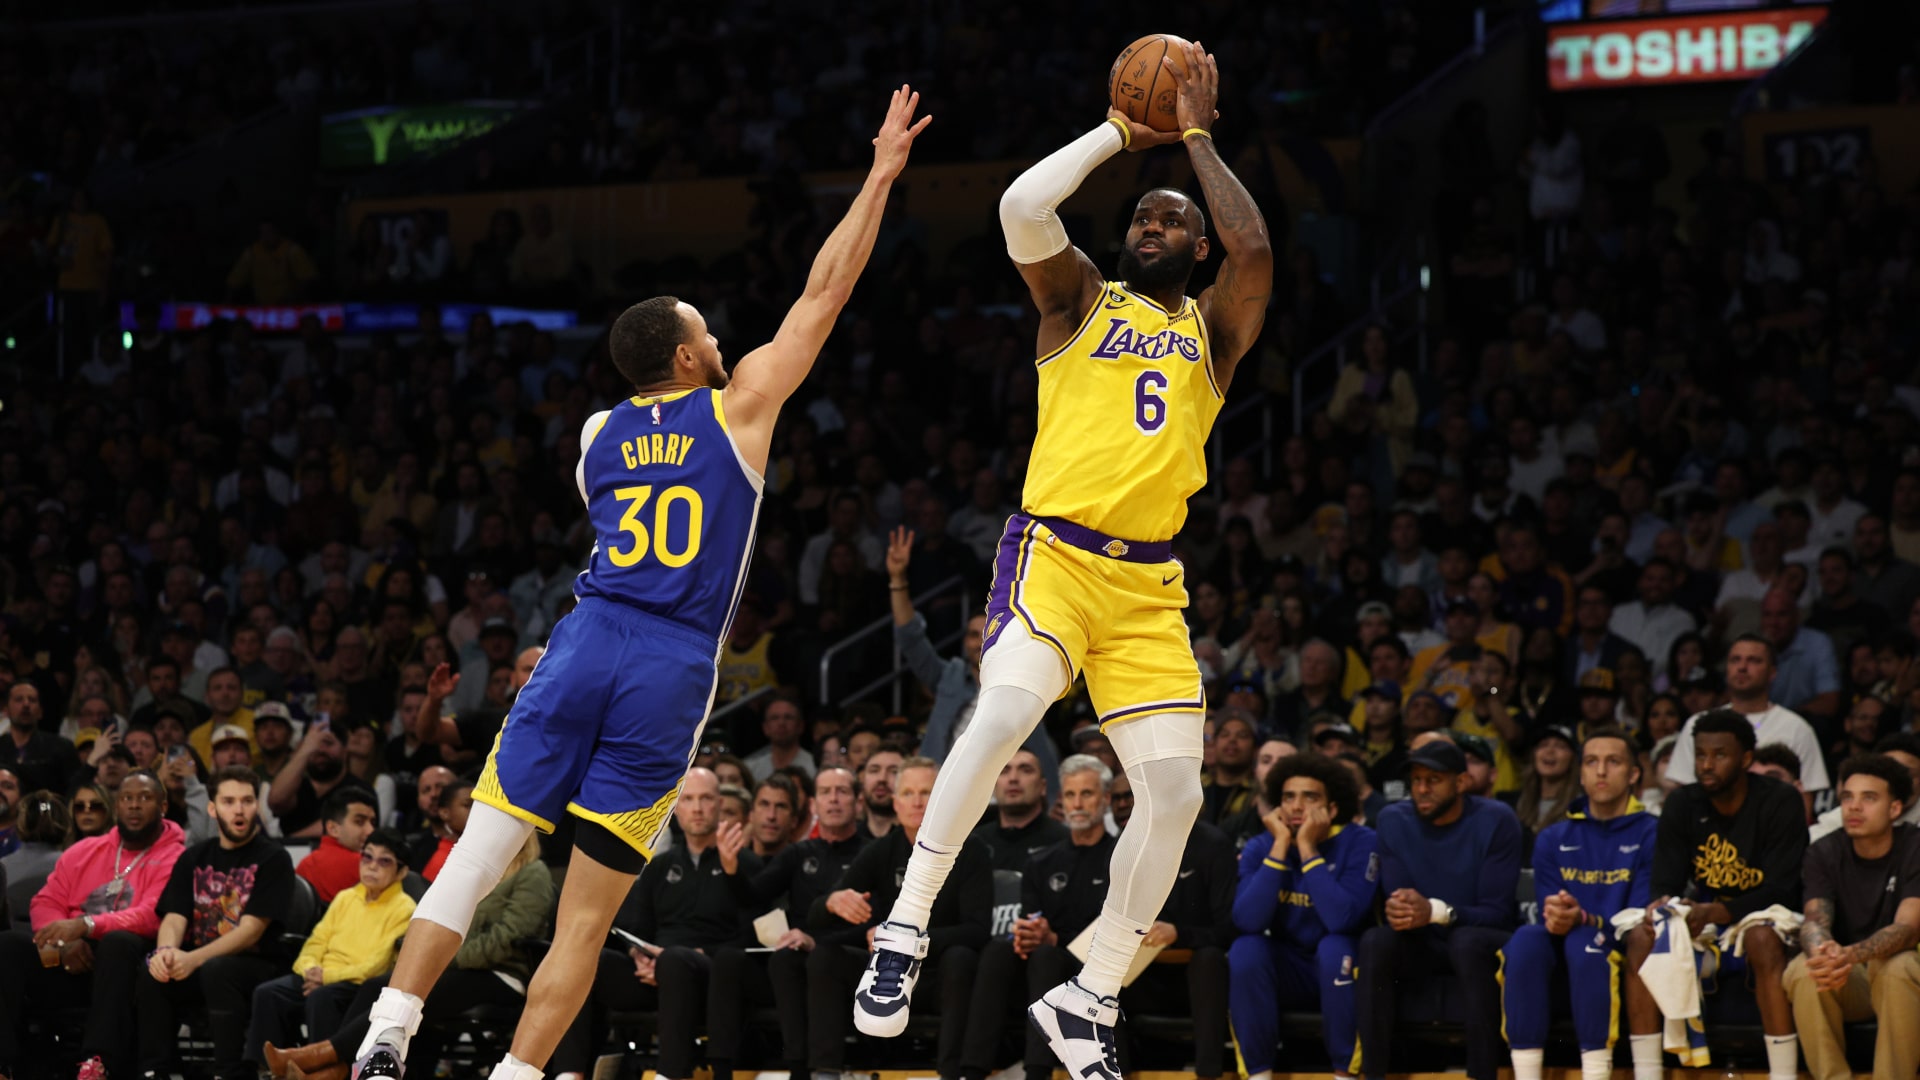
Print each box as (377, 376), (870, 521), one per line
(1356, 601), (1394, 623)
(73, 727), (103, 751)
(253, 701), (294, 726)
(1405, 739), (1467, 774)
(209, 724), (251, 748)
(1443, 597), (1479, 618)
(1533, 725), (1578, 751)
(1359, 680), (1403, 702)
(1071, 726), (1110, 751)
(1578, 668), (1619, 696)
(1452, 732), (1495, 766)
(480, 617), (518, 639)
(1679, 665), (1722, 692)
(1311, 723), (1360, 747)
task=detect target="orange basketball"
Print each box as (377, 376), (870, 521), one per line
(1109, 34), (1190, 133)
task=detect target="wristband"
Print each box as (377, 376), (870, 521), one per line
(1106, 115), (1133, 149)
(83, 916), (96, 938)
(1429, 899), (1454, 926)
(1182, 127), (1212, 142)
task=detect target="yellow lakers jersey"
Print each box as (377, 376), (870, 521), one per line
(1023, 282), (1222, 542)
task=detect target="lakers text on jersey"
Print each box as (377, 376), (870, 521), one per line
(477, 387), (764, 857)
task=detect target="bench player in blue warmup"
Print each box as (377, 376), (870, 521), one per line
(350, 86), (933, 1080)
(1229, 752), (1380, 1080)
(1500, 727), (1658, 1080)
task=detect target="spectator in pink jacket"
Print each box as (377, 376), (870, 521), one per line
(0, 771), (184, 1080)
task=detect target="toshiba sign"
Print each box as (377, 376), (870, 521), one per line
(1547, 8), (1826, 91)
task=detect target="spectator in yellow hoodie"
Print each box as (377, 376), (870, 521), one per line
(245, 829), (416, 1070)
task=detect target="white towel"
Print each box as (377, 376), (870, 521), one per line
(1612, 902), (1713, 1067)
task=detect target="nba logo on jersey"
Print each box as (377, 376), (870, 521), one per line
(651, 402), (662, 425)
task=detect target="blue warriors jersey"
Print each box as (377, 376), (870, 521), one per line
(1530, 796), (1660, 945)
(573, 388), (764, 642)
(1233, 825), (1381, 952)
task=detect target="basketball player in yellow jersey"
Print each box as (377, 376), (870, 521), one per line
(855, 42), (1271, 1080)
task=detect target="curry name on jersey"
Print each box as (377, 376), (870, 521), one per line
(1023, 281), (1223, 543)
(574, 388), (763, 642)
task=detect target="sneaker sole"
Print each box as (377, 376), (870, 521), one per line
(853, 1000), (912, 1038)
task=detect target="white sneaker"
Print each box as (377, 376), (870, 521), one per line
(852, 922), (929, 1037)
(1026, 979), (1121, 1080)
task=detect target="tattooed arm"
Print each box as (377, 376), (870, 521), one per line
(1799, 897), (1834, 954)
(1840, 897), (1920, 964)
(1166, 41), (1272, 391)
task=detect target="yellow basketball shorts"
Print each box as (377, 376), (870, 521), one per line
(982, 513), (1204, 727)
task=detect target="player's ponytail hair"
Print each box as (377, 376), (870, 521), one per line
(610, 295), (688, 389)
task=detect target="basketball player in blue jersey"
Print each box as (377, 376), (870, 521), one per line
(350, 86), (932, 1080)
(854, 42), (1272, 1080)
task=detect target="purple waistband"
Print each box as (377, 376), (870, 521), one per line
(1028, 515), (1172, 564)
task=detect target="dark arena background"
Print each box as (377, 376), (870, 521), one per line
(1, 1), (1919, 1079)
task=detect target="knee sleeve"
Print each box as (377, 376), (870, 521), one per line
(1102, 733), (1201, 924)
(412, 802), (536, 938)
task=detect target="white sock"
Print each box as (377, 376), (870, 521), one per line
(357, 988), (426, 1060)
(1511, 1048), (1544, 1080)
(891, 684), (1048, 929)
(1248, 1072), (1273, 1080)
(1580, 1048), (1612, 1080)
(1764, 1034), (1798, 1080)
(1630, 1033), (1663, 1080)
(487, 1052), (542, 1080)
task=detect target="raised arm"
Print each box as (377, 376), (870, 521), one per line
(1000, 115), (1165, 346)
(1170, 42), (1272, 390)
(723, 86), (931, 467)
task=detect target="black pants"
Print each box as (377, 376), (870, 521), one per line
(958, 940), (1073, 1076)
(807, 943), (978, 1075)
(327, 971), (526, 1063)
(0, 928), (147, 1077)
(1356, 925), (1510, 1080)
(706, 946), (785, 1073)
(246, 975), (359, 1065)
(1120, 946), (1229, 1079)
(135, 952), (283, 1080)
(553, 947), (712, 1079)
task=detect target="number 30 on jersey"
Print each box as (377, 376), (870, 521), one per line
(608, 484), (704, 568)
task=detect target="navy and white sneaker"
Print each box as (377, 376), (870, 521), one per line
(852, 921), (929, 1036)
(1026, 978), (1122, 1080)
(350, 1043), (404, 1080)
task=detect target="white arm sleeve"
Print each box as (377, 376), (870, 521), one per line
(999, 121), (1126, 265)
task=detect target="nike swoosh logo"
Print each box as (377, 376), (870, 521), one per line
(1584, 945), (1607, 955)
(1092, 879), (1106, 885)
(1163, 573), (1181, 586)
(1178, 869), (1195, 879)
(1332, 978), (1355, 986)
(1559, 845), (1581, 852)
(1620, 845), (1641, 853)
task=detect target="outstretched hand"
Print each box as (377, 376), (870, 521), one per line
(886, 526), (915, 579)
(1166, 40), (1221, 133)
(871, 85), (933, 182)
